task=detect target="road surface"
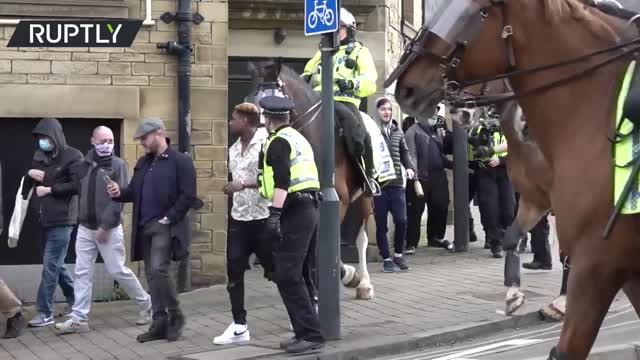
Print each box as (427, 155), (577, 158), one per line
(375, 300), (639, 360)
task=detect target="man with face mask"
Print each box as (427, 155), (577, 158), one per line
(107, 118), (197, 343)
(55, 126), (152, 334)
(23, 117), (88, 328)
(405, 113), (454, 253)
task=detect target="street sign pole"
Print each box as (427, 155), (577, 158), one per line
(304, 0), (341, 340)
(452, 109), (470, 252)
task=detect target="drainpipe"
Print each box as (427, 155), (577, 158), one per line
(156, 0), (203, 293)
(0, 0), (156, 26)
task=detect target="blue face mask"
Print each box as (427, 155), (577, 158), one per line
(38, 138), (53, 152)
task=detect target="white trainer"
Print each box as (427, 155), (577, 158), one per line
(55, 318), (90, 334)
(136, 308), (152, 325)
(213, 323), (250, 345)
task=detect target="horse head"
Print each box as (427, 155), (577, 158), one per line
(385, 0), (637, 126)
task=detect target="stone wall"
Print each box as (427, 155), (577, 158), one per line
(0, 0), (229, 286)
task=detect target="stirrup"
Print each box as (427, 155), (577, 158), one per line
(365, 177), (382, 197)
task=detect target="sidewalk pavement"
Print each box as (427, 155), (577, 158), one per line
(0, 217), (626, 360)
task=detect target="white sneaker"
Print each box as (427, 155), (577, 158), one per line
(213, 323), (250, 345)
(136, 308), (152, 325)
(55, 318), (90, 334)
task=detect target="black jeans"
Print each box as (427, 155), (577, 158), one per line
(226, 218), (272, 325)
(476, 166), (515, 248)
(406, 170), (450, 248)
(141, 222), (179, 320)
(274, 198), (324, 343)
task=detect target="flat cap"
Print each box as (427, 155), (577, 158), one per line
(259, 95), (295, 115)
(133, 117), (165, 140)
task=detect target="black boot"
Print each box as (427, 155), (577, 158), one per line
(3, 312), (26, 339)
(548, 346), (573, 360)
(136, 316), (168, 343)
(166, 309), (185, 342)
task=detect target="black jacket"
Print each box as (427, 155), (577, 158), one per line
(23, 118), (87, 228)
(405, 122), (453, 181)
(379, 119), (416, 187)
(114, 142), (197, 262)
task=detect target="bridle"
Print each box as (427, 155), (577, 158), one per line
(247, 60), (322, 131)
(384, 0), (640, 109)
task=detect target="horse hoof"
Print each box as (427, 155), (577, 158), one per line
(539, 304), (565, 322)
(505, 288), (525, 316)
(346, 271), (362, 289)
(356, 286), (374, 300)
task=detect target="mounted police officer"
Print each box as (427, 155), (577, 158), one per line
(257, 96), (325, 354)
(302, 7), (378, 194)
(468, 118), (515, 258)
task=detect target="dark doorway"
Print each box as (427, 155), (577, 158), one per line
(0, 118), (122, 266)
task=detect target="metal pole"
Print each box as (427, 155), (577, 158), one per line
(317, 28), (341, 339)
(452, 111), (470, 252)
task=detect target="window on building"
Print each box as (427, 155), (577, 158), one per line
(0, 0), (129, 19)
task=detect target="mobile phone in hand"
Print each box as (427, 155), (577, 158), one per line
(103, 174), (115, 184)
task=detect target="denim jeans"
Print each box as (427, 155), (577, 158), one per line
(36, 225), (75, 317)
(374, 186), (407, 259)
(141, 222), (179, 319)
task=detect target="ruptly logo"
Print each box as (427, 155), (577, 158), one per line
(7, 20), (143, 48)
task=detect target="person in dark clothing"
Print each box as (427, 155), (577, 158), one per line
(523, 216), (552, 270)
(257, 96), (325, 354)
(374, 97), (416, 272)
(405, 115), (454, 252)
(468, 122), (515, 258)
(107, 117), (197, 343)
(24, 117), (87, 328)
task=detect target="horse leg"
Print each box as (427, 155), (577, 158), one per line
(336, 160), (361, 289)
(550, 258), (622, 360)
(622, 275), (640, 317)
(504, 200), (547, 315)
(540, 254), (569, 322)
(355, 223), (374, 300)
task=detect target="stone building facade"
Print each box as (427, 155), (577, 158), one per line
(0, 0), (229, 300)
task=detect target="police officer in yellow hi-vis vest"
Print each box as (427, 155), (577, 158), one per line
(256, 95), (325, 354)
(468, 120), (515, 259)
(302, 7), (378, 194)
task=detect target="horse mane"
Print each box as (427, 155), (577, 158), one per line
(277, 65), (321, 106)
(540, 0), (624, 42)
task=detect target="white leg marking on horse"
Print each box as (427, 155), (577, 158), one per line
(505, 286), (526, 315)
(355, 224), (374, 300)
(341, 264), (357, 286)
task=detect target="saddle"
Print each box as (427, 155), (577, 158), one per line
(623, 60), (640, 128)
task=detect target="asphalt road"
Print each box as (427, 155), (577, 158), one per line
(375, 301), (639, 360)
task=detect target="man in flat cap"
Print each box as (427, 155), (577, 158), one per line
(107, 117), (197, 343)
(257, 96), (325, 354)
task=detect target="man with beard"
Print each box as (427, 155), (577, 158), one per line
(107, 118), (197, 343)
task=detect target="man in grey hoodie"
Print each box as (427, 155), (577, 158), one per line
(55, 126), (152, 333)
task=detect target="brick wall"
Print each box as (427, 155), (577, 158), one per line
(0, 0), (229, 286)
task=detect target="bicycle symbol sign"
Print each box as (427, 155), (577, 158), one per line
(304, 0), (339, 36)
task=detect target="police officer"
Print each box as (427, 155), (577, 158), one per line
(468, 120), (515, 258)
(302, 7), (378, 194)
(257, 96), (325, 354)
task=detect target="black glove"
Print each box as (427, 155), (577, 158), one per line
(474, 146), (495, 158)
(302, 74), (311, 84)
(336, 79), (354, 92)
(266, 206), (282, 243)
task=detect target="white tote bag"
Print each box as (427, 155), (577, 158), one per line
(8, 176), (33, 248)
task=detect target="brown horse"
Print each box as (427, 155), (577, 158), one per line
(386, 1), (640, 359)
(247, 59), (375, 300)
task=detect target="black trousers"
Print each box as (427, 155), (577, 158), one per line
(530, 215), (552, 265)
(274, 198), (324, 343)
(141, 222), (180, 320)
(226, 218), (273, 325)
(406, 170), (450, 248)
(475, 165), (515, 249)
(336, 101), (375, 177)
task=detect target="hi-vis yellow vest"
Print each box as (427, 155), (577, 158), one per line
(468, 125), (508, 161)
(258, 126), (320, 201)
(302, 42), (377, 107)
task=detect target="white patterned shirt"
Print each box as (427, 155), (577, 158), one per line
(229, 127), (271, 221)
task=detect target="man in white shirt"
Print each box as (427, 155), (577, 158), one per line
(213, 102), (272, 345)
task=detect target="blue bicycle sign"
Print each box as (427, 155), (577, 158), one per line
(304, 0), (338, 36)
